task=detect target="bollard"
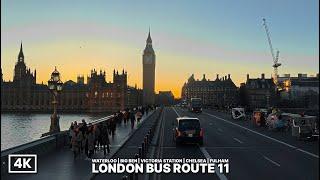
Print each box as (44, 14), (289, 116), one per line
(135, 153), (139, 159)
(144, 137), (148, 154)
(150, 129), (153, 137)
(144, 136), (148, 147)
(146, 134), (149, 145)
(122, 175), (128, 180)
(129, 174), (134, 180)
(133, 154), (139, 180)
(141, 142), (145, 158)
(138, 147), (142, 158)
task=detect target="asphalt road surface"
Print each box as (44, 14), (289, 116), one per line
(153, 107), (319, 180)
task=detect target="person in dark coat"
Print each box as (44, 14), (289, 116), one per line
(124, 110), (129, 124)
(100, 122), (110, 156)
(118, 111), (123, 124)
(130, 109), (136, 129)
(136, 110), (142, 123)
(110, 117), (116, 137)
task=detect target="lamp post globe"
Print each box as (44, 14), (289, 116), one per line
(48, 66), (63, 134)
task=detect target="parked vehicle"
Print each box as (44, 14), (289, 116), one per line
(173, 117), (204, 145)
(290, 114), (318, 140)
(189, 98), (202, 113)
(231, 108), (246, 120)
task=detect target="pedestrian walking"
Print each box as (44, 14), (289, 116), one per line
(130, 110), (136, 129)
(87, 125), (95, 159)
(124, 110), (129, 124)
(110, 117), (116, 136)
(74, 121), (78, 129)
(69, 122), (74, 148)
(100, 122), (110, 157)
(94, 124), (101, 151)
(71, 129), (81, 159)
(136, 110), (142, 123)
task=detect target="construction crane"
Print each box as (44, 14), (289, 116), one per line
(262, 18), (281, 87)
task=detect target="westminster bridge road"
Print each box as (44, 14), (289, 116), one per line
(1, 106), (318, 180)
(95, 106), (318, 180)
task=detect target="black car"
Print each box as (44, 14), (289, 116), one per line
(173, 117), (203, 145)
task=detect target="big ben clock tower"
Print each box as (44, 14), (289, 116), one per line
(142, 29), (156, 105)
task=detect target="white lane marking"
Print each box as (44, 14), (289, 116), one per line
(263, 155), (281, 167)
(199, 147), (228, 180)
(204, 112), (319, 159)
(296, 148), (319, 158)
(172, 107), (181, 117)
(218, 128), (223, 132)
(233, 138), (243, 144)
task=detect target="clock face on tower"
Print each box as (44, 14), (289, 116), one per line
(144, 55), (153, 64)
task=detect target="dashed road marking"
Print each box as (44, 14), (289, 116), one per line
(172, 107), (181, 117)
(233, 138), (243, 144)
(263, 155), (281, 167)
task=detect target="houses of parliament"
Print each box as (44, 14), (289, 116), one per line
(1, 43), (143, 113)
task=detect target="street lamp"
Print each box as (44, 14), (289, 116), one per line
(48, 66), (63, 134)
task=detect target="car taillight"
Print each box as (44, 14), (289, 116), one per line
(177, 130), (182, 137)
(200, 128), (204, 137)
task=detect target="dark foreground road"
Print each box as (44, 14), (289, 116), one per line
(153, 107), (319, 180)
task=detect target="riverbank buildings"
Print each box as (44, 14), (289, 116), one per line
(1, 43), (142, 113)
(181, 74), (238, 108)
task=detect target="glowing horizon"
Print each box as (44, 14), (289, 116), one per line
(1, 0), (319, 98)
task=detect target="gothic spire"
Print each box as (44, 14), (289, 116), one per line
(147, 27), (152, 43)
(18, 41), (24, 61)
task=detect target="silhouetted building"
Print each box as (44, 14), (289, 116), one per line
(1, 43), (142, 112)
(127, 84), (143, 109)
(242, 74), (277, 110)
(181, 74), (238, 107)
(278, 73), (319, 109)
(1, 43), (48, 112)
(156, 91), (175, 105)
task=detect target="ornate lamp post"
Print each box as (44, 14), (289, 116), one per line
(48, 67), (63, 134)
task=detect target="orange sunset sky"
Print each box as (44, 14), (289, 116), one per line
(1, 1), (319, 98)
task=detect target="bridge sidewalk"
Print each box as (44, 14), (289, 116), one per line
(94, 108), (162, 180)
(3, 110), (156, 180)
